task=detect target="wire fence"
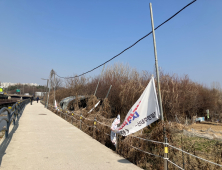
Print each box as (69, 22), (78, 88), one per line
(43, 102), (222, 170)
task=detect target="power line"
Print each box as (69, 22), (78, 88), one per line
(56, 0), (197, 79)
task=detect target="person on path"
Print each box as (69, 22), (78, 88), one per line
(30, 96), (33, 105)
(36, 96), (39, 103)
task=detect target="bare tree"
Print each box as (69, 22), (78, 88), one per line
(49, 69), (63, 90)
(54, 77), (63, 90)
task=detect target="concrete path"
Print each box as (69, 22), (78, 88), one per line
(0, 102), (141, 170)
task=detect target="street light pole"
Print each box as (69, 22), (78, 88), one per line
(54, 72), (55, 108)
(46, 80), (51, 109)
(45, 80), (48, 108)
(42, 78), (49, 108)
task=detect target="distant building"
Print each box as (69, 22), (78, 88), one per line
(1, 82), (16, 88)
(1, 82), (39, 88)
(35, 92), (46, 97)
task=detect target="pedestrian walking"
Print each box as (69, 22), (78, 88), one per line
(31, 96), (33, 105)
(36, 96), (39, 103)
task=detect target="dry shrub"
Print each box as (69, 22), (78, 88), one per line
(43, 98), (222, 170)
(45, 62), (222, 169)
(116, 121), (172, 170)
(66, 99), (75, 110)
(99, 98), (112, 118)
(159, 72), (222, 122)
(74, 95), (79, 110)
(169, 122), (186, 131)
(86, 95), (99, 112)
(47, 63), (222, 123)
(119, 79), (146, 118)
(68, 108), (116, 149)
(66, 95), (80, 111)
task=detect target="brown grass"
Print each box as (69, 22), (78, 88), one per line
(45, 63), (222, 125)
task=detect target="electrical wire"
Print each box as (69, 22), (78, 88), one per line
(55, 0), (197, 79)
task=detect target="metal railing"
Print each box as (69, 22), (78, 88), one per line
(0, 99), (30, 138)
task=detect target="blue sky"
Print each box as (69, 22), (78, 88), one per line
(0, 0), (221, 88)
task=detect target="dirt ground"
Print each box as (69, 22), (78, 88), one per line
(187, 122), (222, 131)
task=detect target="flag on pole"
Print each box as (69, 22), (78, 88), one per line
(114, 77), (160, 136)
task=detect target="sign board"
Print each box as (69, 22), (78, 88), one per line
(16, 89), (20, 92)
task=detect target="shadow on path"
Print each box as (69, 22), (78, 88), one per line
(118, 159), (132, 164)
(0, 108), (25, 166)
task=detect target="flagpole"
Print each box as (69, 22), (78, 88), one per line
(149, 3), (168, 170)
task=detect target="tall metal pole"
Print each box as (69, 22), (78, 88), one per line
(105, 85), (112, 99)
(23, 84), (24, 95)
(149, 3), (164, 121)
(149, 3), (167, 170)
(54, 72), (55, 108)
(94, 64), (106, 96)
(46, 80), (51, 109)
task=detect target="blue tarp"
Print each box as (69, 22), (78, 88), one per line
(196, 117), (205, 122)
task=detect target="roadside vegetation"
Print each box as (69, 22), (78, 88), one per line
(5, 84), (46, 95)
(44, 63), (222, 169)
(47, 63), (222, 123)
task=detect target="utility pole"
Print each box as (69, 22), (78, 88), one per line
(45, 79), (48, 108)
(149, 3), (167, 170)
(54, 71), (55, 108)
(42, 78), (49, 108)
(33, 86), (34, 96)
(46, 80), (51, 109)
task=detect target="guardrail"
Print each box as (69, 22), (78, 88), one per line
(0, 99), (30, 138)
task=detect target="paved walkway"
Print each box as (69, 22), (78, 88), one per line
(0, 102), (140, 170)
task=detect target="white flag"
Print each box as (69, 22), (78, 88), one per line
(110, 114), (120, 147)
(115, 77), (160, 136)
